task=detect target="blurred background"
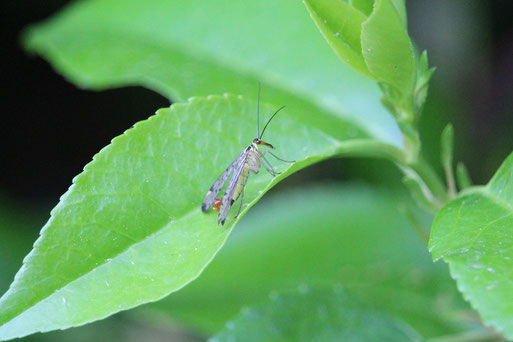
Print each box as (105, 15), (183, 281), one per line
(0, 0), (512, 341)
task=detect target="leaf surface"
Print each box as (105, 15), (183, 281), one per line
(24, 0), (401, 146)
(141, 184), (472, 338)
(303, 0), (373, 78)
(430, 152), (513, 339)
(349, 0), (374, 16)
(210, 288), (422, 342)
(0, 94), (394, 340)
(361, 0), (415, 96)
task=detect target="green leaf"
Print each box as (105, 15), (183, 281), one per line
(440, 124), (456, 197)
(388, 0), (407, 28)
(430, 151), (513, 339)
(440, 125), (454, 170)
(456, 162), (473, 190)
(414, 51), (436, 113)
(0, 94), (398, 340)
(210, 287), (423, 342)
(349, 0), (374, 16)
(23, 0), (401, 146)
(303, 0), (374, 79)
(142, 184), (471, 338)
(361, 0), (416, 97)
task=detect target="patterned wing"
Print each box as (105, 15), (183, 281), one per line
(201, 149), (245, 212)
(218, 149), (249, 225)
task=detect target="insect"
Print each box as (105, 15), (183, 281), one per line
(201, 85), (294, 225)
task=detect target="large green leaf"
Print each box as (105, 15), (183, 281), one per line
(23, 0), (401, 146)
(138, 184), (471, 338)
(303, 0), (373, 78)
(0, 94), (400, 340)
(210, 288), (422, 342)
(303, 0), (413, 98)
(430, 152), (513, 339)
(361, 0), (416, 97)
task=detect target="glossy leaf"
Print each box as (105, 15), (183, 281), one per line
(361, 0), (416, 96)
(303, 0), (373, 78)
(388, 0), (407, 28)
(303, 0), (411, 97)
(210, 288), (422, 342)
(0, 93), (400, 340)
(141, 184), (471, 338)
(23, 0), (401, 146)
(430, 152), (513, 339)
(349, 0), (374, 16)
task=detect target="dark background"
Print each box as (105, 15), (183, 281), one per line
(1, 0), (512, 212)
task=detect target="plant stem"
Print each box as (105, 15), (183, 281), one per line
(336, 139), (448, 215)
(411, 156), (449, 207)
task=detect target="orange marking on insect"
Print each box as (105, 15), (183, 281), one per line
(213, 198), (222, 212)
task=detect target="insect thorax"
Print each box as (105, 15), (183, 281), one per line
(247, 145), (261, 174)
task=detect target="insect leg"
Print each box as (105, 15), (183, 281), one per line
(259, 151), (280, 176)
(268, 151), (295, 163)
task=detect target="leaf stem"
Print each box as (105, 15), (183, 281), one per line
(335, 140), (448, 213)
(441, 124), (457, 198)
(411, 156), (449, 206)
(444, 163), (457, 198)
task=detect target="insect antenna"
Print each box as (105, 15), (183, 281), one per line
(257, 82), (261, 138)
(259, 105), (286, 139)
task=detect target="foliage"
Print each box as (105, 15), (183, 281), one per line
(0, 0), (511, 340)
(210, 287), (422, 342)
(140, 184), (470, 338)
(431, 152), (513, 339)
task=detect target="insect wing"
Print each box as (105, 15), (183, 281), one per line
(218, 149), (249, 225)
(201, 149), (245, 212)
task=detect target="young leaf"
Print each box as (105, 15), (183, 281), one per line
(440, 124), (456, 197)
(388, 0), (407, 28)
(142, 184), (471, 338)
(414, 51), (436, 113)
(210, 287), (423, 342)
(0, 94), (399, 340)
(23, 0), (402, 146)
(349, 0), (374, 16)
(303, 0), (374, 79)
(430, 151), (513, 339)
(456, 162), (473, 190)
(361, 0), (416, 98)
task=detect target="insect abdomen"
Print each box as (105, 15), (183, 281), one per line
(232, 165), (250, 203)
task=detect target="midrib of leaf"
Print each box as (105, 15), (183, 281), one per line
(0, 97), (363, 331)
(26, 24), (400, 146)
